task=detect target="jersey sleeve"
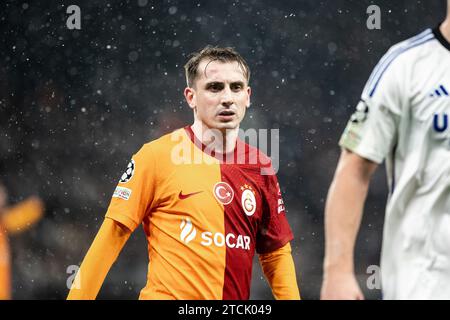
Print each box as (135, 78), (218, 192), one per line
(256, 169), (294, 254)
(339, 47), (408, 164)
(105, 143), (157, 232)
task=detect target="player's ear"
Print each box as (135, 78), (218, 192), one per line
(184, 87), (196, 110)
(246, 86), (251, 108)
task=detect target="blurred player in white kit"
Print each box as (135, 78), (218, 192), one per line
(321, 1), (450, 299)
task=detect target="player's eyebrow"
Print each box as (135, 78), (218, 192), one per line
(204, 81), (245, 88)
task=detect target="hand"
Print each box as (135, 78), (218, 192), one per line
(320, 271), (364, 300)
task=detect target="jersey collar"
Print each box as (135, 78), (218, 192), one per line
(184, 125), (241, 163)
(432, 24), (450, 51)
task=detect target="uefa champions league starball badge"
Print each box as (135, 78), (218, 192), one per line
(119, 159), (135, 183)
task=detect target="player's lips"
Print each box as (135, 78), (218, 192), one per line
(217, 110), (236, 116)
(217, 110), (236, 120)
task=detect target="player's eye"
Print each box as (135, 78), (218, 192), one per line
(206, 82), (224, 92)
(230, 82), (244, 91)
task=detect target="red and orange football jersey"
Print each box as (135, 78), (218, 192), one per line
(0, 224), (11, 300)
(105, 126), (293, 300)
(0, 197), (43, 300)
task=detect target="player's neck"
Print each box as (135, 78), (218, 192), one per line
(440, 18), (450, 43)
(191, 121), (238, 154)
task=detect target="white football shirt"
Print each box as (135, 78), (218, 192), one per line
(340, 26), (450, 299)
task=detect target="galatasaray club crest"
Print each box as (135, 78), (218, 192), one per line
(240, 184), (256, 216)
(213, 182), (234, 205)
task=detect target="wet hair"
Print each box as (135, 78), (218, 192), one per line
(184, 46), (250, 87)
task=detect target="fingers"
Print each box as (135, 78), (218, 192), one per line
(320, 274), (365, 300)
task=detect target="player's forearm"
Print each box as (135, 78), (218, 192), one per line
(259, 243), (300, 300)
(323, 156), (372, 275)
(67, 218), (131, 300)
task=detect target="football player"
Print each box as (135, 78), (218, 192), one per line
(321, 4), (450, 299)
(67, 46), (300, 300)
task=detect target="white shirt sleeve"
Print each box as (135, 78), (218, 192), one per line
(339, 47), (408, 164)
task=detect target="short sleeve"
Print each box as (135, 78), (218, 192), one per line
(256, 170), (294, 254)
(339, 47), (407, 164)
(105, 144), (156, 231)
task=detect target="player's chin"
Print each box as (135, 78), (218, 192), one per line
(214, 120), (239, 130)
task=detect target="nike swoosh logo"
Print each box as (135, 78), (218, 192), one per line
(179, 191), (203, 200)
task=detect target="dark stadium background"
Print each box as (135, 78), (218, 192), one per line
(0, 0), (446, 299)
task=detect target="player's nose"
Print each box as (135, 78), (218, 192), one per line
(220, 87), (234, 107)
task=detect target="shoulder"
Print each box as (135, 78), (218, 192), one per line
(236, 139), (275, 175)
(138, 128), (187, 155)
(129, 128), (188, 172)
(384, 29), (436, 63)
(364, 28), (436, 97)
